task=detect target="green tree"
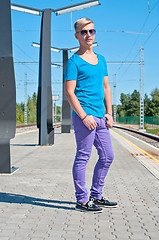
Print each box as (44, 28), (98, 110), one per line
(127, 90), (140, 116)
(150, 88), (159, 116)
(16, 92), (37, 125)
(32, 92), (37, 105)
(117, 90), (140, 117)
(27, 93), (37, 123)
(16, 102), (24, 124)
(16, 104), (20, 122)
(117, 93), (129, 117)
(144, 93), (151, 116)
(117, 88), (159, 118)
(56, 106), (61, 121)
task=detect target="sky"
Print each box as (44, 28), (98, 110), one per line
(11, 0), (159, 106)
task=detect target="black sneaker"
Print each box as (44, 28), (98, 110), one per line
(75, 200), (103, 213)
(89, 196), (118, 208)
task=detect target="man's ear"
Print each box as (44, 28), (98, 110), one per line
(75, 33), (78, 40)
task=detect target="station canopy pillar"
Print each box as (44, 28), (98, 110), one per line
(62, 49), (71, 133)
(0, 0), (16, 173)
(37, 9), (54, 145)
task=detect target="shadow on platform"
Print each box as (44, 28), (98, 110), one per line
(10, 144), (38, 147)
(0, 192), (75, 211)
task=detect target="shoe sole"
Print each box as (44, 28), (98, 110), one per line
(75, 207), (103, 213)
(96, 204), (118, 208)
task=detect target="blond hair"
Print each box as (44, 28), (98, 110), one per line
(74, 18), (94, 32)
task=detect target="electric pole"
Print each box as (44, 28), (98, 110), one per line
(139, 46), (145, 131)
(24, 72), (27, 125)
(113, 73), (117, 124)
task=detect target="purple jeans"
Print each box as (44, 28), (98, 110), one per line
(72, 115), (114, 203)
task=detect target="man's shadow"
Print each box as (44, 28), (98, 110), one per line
(0, 192), (75, 210)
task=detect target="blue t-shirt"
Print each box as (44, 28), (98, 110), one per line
(64, 53), (108, 118)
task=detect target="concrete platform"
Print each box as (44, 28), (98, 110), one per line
(0, 128), (159, 240)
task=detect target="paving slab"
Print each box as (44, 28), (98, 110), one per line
(0, 128), (158, 240)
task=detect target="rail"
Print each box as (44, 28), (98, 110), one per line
(16, 122), (159, 144)
(16, 122), (62, 129)
(113, 124), (159, 141)
(16, 123), (159, 140)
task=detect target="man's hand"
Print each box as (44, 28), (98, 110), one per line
(83, 115), (97, 130)
(105, 114), (113, 128)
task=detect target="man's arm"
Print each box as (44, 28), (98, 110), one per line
(104, 76), (114, 127)
(65, 80), (97, 130)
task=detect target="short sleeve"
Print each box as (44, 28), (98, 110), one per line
(103, 57), (108, 76)
(64, 59), (78, 81)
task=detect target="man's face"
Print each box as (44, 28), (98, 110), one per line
(75, 23), (95, 47)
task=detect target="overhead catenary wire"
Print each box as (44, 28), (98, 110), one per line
(116, 0), (159, 76)
(13, 0), (159, 109)
(142, 23), (159, 46)
(98, 30), (150, 35)
(13, 42), (37, 63)
(12, 28), (150, 35)
(13, 44), (38, 76)
(14, 61), (38, 76)
(118, 22), (159, 81)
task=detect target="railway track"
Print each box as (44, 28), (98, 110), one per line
(113, 125), (159, 149)
(16, 122), (61, 133)
(16, 123), (159, 149)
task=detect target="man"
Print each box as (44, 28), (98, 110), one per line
(65, 18), (117, 213)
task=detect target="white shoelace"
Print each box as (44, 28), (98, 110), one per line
(102, 197), (106, 200)
(88, 200), (94, 207)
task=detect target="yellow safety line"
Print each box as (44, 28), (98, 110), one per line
(111, 129), (159, 164)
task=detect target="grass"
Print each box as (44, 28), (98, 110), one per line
(16, 121), (36, 126)
(146, 128), (159, 136)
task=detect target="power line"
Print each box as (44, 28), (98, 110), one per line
(11, 29), (150, 35)
(98, 30), (150, 35)
(116, 0), (159, 75)
(118, 22), (159, 80)
(14, 61), (38, 76)
(142, 23), (159, 46)
(13, 43), (38, 76)
(13, 42), (37, 62)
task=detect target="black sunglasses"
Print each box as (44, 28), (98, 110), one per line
(76, 29), (96, 36)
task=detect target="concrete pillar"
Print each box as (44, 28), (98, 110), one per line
(37, 9), (54, 145)
(62, 49), (71, 133)
(0, 0), (16, 173)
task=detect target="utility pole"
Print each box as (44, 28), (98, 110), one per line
(113, 73), (117, 124)
(24, 72), (27, 125)
(139, 46), (145, 131)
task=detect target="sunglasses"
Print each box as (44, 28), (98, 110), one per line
(76, 29), (96, 36)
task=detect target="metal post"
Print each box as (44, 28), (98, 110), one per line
(55, 101), (57, 127)
(113, 73), (117, 124)
(62, 49), (71, 133)
(24, 72), (27, 125)
(53, 101), (54, 123)
(0, 0), (16, 173)
(139, 46), (145, 131)
(37, 9), (54, 145)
